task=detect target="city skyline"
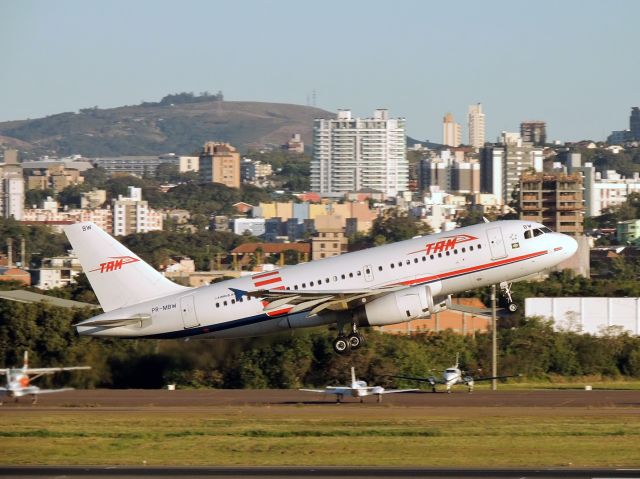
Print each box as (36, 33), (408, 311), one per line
(1, 0), (639, 143)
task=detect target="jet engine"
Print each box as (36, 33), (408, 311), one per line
(354, 284), (448, 327)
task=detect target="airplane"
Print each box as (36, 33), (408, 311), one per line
(300, 367), (417, 403)
(391, 354), (520, 393)
(63, 220), (577, 354)
(0, 351), (91, 404)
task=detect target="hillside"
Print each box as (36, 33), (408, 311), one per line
(0, 100), (334, 158)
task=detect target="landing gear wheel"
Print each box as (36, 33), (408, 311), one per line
(507, 302), (518, 313)
(348, 333), (363, 350)
(333, 336), (350, 355)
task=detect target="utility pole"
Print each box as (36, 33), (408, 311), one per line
(491, 284), (497, 391)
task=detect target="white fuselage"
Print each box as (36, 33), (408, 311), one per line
(77, 220), (577, 339)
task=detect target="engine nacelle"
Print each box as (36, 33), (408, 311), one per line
(355, 284), (448, 327)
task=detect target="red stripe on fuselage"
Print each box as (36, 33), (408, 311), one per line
(399, 250), (548, 286)
(254, 277), (282, 287)
(252, 271), (280, 280)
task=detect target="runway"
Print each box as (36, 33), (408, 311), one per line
(1, 388), (638, 409)
(2, 466), (640, 478)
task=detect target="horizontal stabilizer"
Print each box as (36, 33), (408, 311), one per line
(74, 315), (151, 328)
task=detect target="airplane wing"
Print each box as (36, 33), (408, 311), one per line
(236, 285), (408, 317)
(380, 388), (420, 394)
(299, 387), (352, 395)
(31, 387), (74, 395)
(23, 367), (91, 374)
(0, 290), (99, 309)
(467, 373), (522, 382)
(389, 375), (443, 385)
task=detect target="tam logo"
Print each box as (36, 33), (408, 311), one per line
(89, 256), (140, 273)
(415, 234), (478, 255)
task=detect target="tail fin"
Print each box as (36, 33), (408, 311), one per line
(64, 222), (189, 312)
(351, 366), (356, 385)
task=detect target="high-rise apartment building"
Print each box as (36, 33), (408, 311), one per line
(199, 142), (241, 188)
(480, 132), (544, 206)
(630, 107), (640, 140)
(468, 103), (485, 148)
(442, 113), (461, 147)
(0, 149), (24, 220)
(519, 173), (584, 237)
(112, 186), (162, 236)
(311, 109), (408, 198)
(520, 121), (547, 146)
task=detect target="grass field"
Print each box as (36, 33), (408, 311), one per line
(1, 406), (639, 467)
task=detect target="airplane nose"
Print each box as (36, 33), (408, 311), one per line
(556, 234), (578, 258)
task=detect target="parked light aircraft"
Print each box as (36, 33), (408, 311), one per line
(300, 367), (417, 403)
(0, 351), (90, 404)
(64, 220), (577, 354)
(391, 354), (519, 393)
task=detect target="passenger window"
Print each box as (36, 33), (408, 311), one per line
(477, 244), (482, 249)
(223, 301), (228, 306)
(462, 247), (466, 253)
(398, 262), (402, 267)
(422, 256), (426, 262)
(470, 246), (474, 251)
(349, 272), (354, 278)
(430, 254), (434, 260)
(215, 303), (219, 308)
(326, 278), (330, 283)
(357, 271), (362, 276)
(454, 249), (458, 254)
(365, 268), (371, 274)
(294, 285), (299, 290)
(378, 266), (383, 271)
(438, 253), (442, 258)
(445, 251), (450, 256)
(341, 274), (346, 279)
(391, 263), (395, 269)
(310, 281), (314, 287)
(406, 259), (411, 265)
(302, 283), (306, 288)
(286, 287), (290, 290)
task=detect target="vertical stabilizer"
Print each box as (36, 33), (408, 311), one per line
(64, 222), (190, 312)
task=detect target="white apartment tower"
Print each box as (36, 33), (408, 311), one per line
(468, 103), (486, 148)
(1, 149), (24, 220)
(112, 186), (162, 236)
(442, 113), (461, 147)
(311, 109), (408, 198)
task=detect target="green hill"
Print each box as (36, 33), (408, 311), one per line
(0, 98), (334, 158)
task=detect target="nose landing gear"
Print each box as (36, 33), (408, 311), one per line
(500, 281), (518, 312)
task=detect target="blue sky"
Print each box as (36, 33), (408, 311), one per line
(1, 0), (638, 142)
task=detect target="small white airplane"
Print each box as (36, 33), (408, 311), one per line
(391, 354), (519, 393)
(63, 220), (577, 354)
(300, 367), (417, 403)
(0, 351), (90, 404)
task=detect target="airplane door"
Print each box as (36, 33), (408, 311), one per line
(487, 227), (507, 260)
(363, 265), (374, 282)
(180, 295), (200, 329)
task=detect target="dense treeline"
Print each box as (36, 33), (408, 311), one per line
(1, 299), (639, 390)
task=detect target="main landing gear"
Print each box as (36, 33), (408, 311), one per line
(500, 281), (519, 313)
(333, 321), (365, 355)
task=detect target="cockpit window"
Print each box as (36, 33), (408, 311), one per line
(540, 227), (553, 233)
(533, 228), (543, 237)
(524, 230), (532, 239)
